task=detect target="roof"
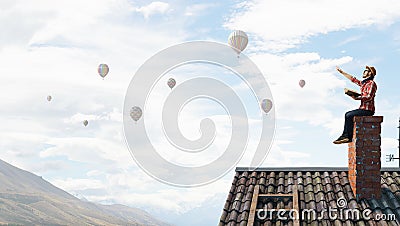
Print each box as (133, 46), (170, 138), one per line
(219, 167), (400, 226)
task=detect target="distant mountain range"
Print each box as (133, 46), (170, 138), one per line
(0, 159), (171, 226)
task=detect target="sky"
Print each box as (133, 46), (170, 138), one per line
(1, 0), (400, 225)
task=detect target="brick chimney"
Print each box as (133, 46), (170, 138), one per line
(348, 116), (383, 200)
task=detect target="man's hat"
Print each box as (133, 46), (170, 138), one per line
(366, 65), (376, 76)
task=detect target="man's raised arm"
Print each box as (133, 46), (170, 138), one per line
(336, 66), (362, 86)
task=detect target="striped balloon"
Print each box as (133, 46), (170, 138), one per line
(98, 64), (109, 78)
(167, 78), (176, 89)
(299, 79), (306, 88)
(260, 99), (273, 114)
(130, 106), (143, 122)
(228, 30), (248, 54)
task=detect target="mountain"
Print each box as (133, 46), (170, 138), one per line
(0, 159), (170, 226)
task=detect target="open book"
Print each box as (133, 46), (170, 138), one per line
(344, 88), (361, 97)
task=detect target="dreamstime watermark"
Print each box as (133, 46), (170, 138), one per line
(123, 41), (275, 187)
(256, 197), (396, 222)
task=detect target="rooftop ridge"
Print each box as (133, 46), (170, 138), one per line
(235, 167), (400, 172)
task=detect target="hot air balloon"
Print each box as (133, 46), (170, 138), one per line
(83, 120), (88, 126)
(228, 30), (249, 55)
(167, 78), (176, 89)
(47, 95), (52, 102)
(130, 106), (142, 122)
(260, 99), (273, 114)
(299, 79), (306, 88)
(98, 64), (109, 79)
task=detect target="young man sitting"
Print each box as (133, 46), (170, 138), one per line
(333, 65), (377, 144)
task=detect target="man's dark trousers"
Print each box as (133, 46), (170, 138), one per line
(342, 109), (374, 140)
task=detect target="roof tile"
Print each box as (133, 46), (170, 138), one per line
(220, 168), (400, 225)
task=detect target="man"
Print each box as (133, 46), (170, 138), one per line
(333, 65), (377, 144)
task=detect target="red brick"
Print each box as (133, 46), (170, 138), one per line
(363, 157), (381, 164)
(353, 139), (363, 147)
(363, 139), (381, 147)
(368, 123), (382, 128)
(361, 154), (381, 159)
(359, 123), (381, 129)
(348, 147), (356, 153)
(365, 165), (381, 171)
(366, 178), (381, 184)
(353, 116), (384, 123)
(362, 148), (381, 155)
(362, 127), (381, 135)
(363, 116), (384, 123)
(354, 117), (363, 123)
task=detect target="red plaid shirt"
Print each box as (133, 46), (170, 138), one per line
(351, 77), (377, 112)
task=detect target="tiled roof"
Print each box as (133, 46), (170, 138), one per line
(219, 167), (400, 226)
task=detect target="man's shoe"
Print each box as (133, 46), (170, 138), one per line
(333, 136), (350, 144)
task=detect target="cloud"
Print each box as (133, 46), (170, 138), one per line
(249, 51), (354, 131)
(50, 164), (233, 215)
(134, 1), (170, 19)
(64, 108), (123, 124)
(225, 0), (400, 51)
(91, 177), (231, 214)
(251, 123), (312, 167)
(336, 35), (363, 47)
(0, 0), (186, 180)
(184, 3), (216, 17)
(382, 138), (399, 167)
(53, 178), (104, 191)
(0, 0), (239, 219)
(39, 136), (132, 168)
(382, 137), (398, 151)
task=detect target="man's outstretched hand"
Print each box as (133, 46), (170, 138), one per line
(335, 66), (352, 80)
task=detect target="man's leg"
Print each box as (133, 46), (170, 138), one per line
(344, 109), (358, 139)
(334, 109), (374, 144)
(345, 109), (374, 140)
(334, 110), (357, 144)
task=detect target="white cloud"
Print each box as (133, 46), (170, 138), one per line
(382, 138), (399, 167)
(39, 136), (132, 168)
(249, 51), (354, 131)
(261, 141), (311, 167)
(49, 164), (233, 214)
(225, 0), (400, 51)
(88, 177), (231, 214)
(53, 178), (105, 191)
(382, 137), (398, 151)
(134, 1), (170, 19)
(0, 0), (237, 219)
(86, 170), (103, 177)
(0, 0), (186, 180)
(64, 108), (123, 125)
(337, 35), (363, 47)
(184, 3), (216, 17)
(0, 0), (186, 159)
